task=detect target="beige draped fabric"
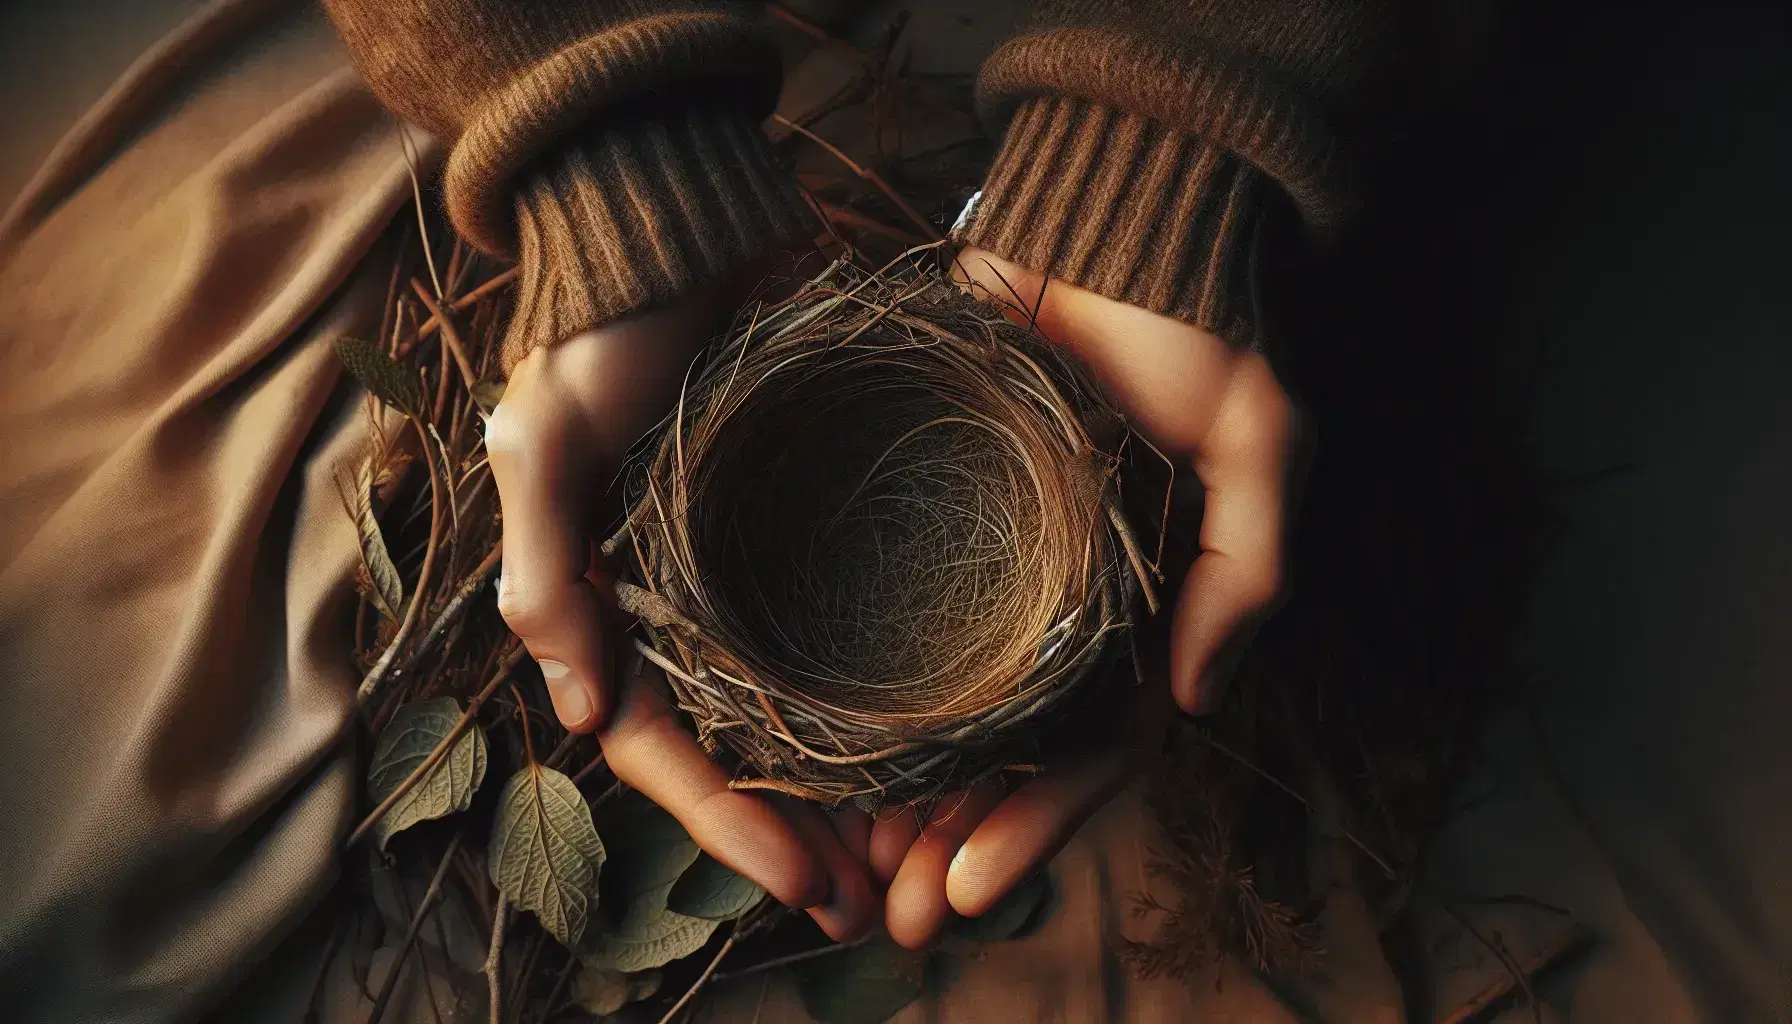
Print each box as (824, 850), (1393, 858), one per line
(0, 3), (418, 1018)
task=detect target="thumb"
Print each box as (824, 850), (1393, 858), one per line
(486, 402), (611, 732)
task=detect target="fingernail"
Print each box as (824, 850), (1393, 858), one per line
(538, 660), (591, 728)
(950, 844), (971, 872)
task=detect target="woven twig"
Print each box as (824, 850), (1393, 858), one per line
(617, 251), (1150, 808)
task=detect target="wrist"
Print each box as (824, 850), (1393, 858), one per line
(959, 94), (1267, 347)
(514, 303), (716, 468)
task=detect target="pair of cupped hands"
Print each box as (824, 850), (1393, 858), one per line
(483, 244), (1295, 948)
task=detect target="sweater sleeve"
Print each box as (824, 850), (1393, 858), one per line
(959, 1), (1393, 346)
(318, 0), (817, 371)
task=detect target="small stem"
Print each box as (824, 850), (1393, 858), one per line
(512, 681), (537, 766)
(654, 926), (740, 1024)
(485, 895), (511, 1024)
(401, 543), (501, 679)
(505, 928), (547, 1024)
(707, 934), (875, 986)
(400, 268), (519, 358)
(347, 644), (528, 847)
(570, 751), (609, 788)
(543, 730), (580, 771)
(812, 198), (928, 248)
(768, 4), (864, 54)
(413, 279), (479, 390)
(537, 951), (580, 1022)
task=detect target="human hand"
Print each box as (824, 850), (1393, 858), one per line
(488, 301), (718, 732)
(487, 272), (878, 941)
(869, 245), (1297, 949)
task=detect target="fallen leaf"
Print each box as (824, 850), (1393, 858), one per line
(488, 764), (606, 948)
(350, 459), (406, 622)
(367, 698), (486, 850)
(335, 337), (422, 416)
(795, 941), (928, 1024)
(668, 854), (765, 921)
(584, 915), (719, 973)
(583, 792), (712, 970)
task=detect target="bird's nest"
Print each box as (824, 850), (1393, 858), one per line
(609, 252), (1158, 808)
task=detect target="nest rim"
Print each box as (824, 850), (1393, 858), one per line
(614, 251), (1156, 809)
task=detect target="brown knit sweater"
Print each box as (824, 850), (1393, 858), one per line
(319, 0), (1392, 370)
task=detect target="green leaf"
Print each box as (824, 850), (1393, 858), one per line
(794, 941), (928, 1024)
(351, 459), (405, 621)
(366, 698), (486, 850)
(335, 337), (421, 416)
(584, 915), (719, 973)
(667, 854), (765, 921)
(947, 870), (1053, 942)
(583, 792), (711, 970)
(572, 965), (662, 1016)
(488, 765), (606, 948)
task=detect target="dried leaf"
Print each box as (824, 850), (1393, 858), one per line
(947, 870), (1052, 942)
(367, 698), (487, 849)
(372, 447), (413, 506)
(795, 941), (928, 1024)
(667, 854), (765, 921)
(336, 336), (422, 416)
(488, 764), (606, 948)
(349, 460), (406, 622)
(572, 965), (662, 1016)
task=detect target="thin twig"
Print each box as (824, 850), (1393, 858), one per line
(367, 833), (464, 1024)
(1429, 892), (1553, 1024)
(485, 895), (510, 1024)
(772, 114), (941, 242)
(348, 644), (528, 847)
(569, 751), (608, 787)
(654, 925), (740, 1024)
(505, 927), (546, 1024)
(400, 268), (520, 359)
(1435, 922), (1592, 1024)
(398, 126), (444, 301)
(707, 934), (877, 987)
(357, 417), (448, 707)
(768, 4), (864, 54)
(538, 950), (580, 1021)
(412, 279), (479, 390)
(1190, 726), (1399, 880)
(401, 543), (502, 676)
(542, 730), (580, 772)
(813, 198), (929, 247)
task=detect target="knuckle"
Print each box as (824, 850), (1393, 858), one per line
(484, 402), (567, 461)
(495, 579), (551, 633)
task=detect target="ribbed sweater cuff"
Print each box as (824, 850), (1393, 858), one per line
(959, 95), (1265, 345)
(502, 101), (816, 372)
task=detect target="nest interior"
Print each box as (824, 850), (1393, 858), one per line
(620, 255), (1154, 809)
